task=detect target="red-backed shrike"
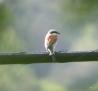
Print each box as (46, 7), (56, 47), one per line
(44, 29), (60, 55)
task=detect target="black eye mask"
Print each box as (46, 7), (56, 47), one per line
(50, 31), (60, 34)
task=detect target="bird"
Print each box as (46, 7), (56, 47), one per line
(44, 29), (60, 56)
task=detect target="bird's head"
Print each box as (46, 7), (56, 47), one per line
(48, 29), (60, 35)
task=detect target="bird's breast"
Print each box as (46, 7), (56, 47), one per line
(48, 35), (57, 44)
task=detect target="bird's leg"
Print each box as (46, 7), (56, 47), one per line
(51, 54), (56, 62)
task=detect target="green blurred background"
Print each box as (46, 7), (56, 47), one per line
(0, 0), (98, 91)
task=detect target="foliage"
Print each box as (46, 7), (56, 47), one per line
(62, 0), (98, 15)
(60, 0), (98, 28)
(40, 80), (65, 91)
(0, 28), (24, 52)
(0, 3), (13, 30)
(0, 2), (24, 51)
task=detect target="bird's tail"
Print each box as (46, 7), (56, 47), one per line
(47, 49), (56, 62)
(51, 54), (56, 62)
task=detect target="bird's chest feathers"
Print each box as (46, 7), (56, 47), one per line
(48, 34), (57, 43)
